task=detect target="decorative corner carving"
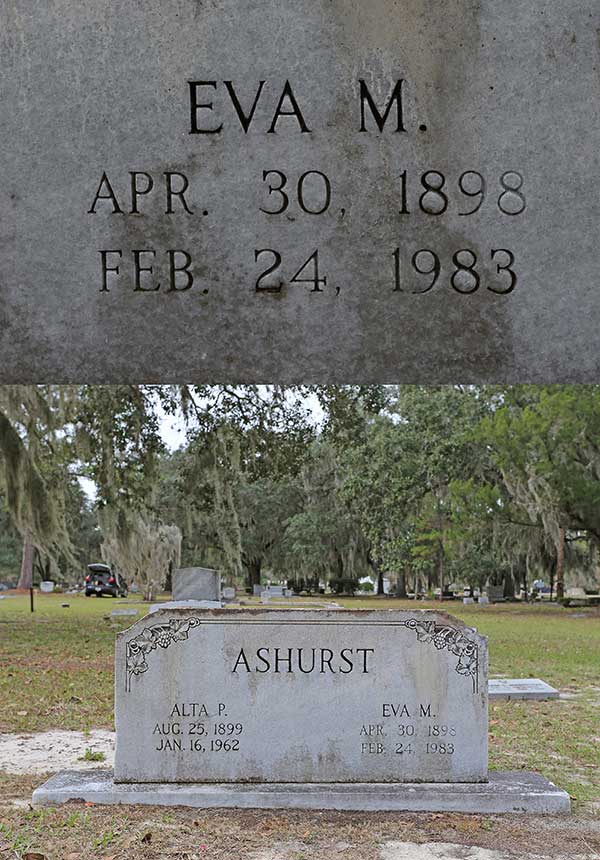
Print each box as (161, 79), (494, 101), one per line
(399, 618), (480, 693)
(125, 617), (201, 692)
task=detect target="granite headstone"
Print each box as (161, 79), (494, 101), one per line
(172, 568), (221, 602)
(114, 609), (488, 784)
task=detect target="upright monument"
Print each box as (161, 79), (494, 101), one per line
(32, 609), (570, 812)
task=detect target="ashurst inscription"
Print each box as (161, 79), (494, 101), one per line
(2, 0), (598, 381)
(115, 609), (488, 784)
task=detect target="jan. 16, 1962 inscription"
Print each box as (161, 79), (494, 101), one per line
(1, 0), (599, 383)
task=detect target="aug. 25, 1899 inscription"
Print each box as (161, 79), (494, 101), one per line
(1, 1), (599, 382)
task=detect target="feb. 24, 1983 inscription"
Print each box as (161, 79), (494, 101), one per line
(1, 0), (599, 382)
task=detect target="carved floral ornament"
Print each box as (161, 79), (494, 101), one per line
(398, 618), (480, 693)
(125, 617), (201, 692)
(125, 616), (480, 693)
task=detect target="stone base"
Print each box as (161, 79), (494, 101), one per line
(32, 770), (570, 814)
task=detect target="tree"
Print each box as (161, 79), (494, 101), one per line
(101, 513), (181, 601)
(0, 386), (77, 588)
(159, 387), (315, 588)
(0, 499), (21, 583)
(342, 387), (492, 595)
(481, 386), (600, 599)
(283, 442), (371, 593)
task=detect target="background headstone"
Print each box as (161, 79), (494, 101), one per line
(172, 568), (221, 602)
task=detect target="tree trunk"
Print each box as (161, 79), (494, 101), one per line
(17, 534), (35, 590)
(395, 570), (407, 598)
(368, 554), (385, 595)
(503, 567), (515, 600)
(438, 539), (445, 599)
(556, 527), (566, 601)
(246, 559), (262, 590)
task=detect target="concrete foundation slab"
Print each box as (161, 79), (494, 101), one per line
(32, 770), (570, 814)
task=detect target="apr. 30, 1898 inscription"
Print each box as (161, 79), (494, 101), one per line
(1, 1), (599, 382)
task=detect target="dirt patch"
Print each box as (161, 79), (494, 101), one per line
(0, 730), (115, 774)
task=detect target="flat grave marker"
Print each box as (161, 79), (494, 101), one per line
(488, 679), (560, 701)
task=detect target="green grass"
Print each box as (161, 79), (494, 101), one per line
(78, 748), (106, 762)
(0, 593), (599, 803)
(0, 593), (143, 733)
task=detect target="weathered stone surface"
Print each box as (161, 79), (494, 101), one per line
(114, 609), (487, 784)
(172, 568), (220, 602)
(488, 679), (560, 701)
(32, 769), (571, 813)
(2, 1), (600, 383)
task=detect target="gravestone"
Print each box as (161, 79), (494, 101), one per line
(253, 585), (264, 597)
(266, 585), (285, 598)
(486, 586), (506, 603)
(489, 679), (560, 701)
(222, 587), (236, 602)
(2, 1), (600, 384)
(114, 609), (488, 784)
(32, 608), (570, 811)
(172, 568), (221, 602)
